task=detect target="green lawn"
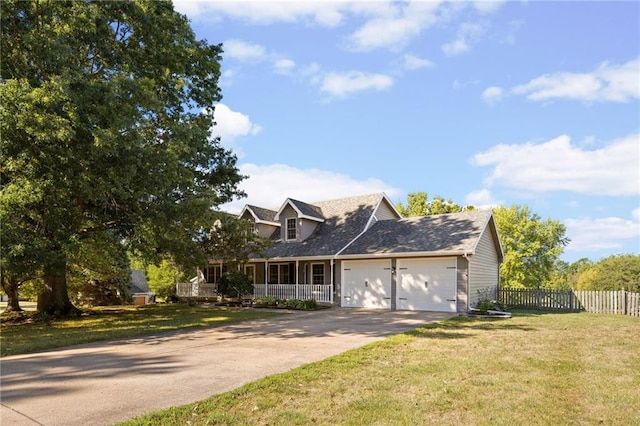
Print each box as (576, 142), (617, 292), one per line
(122, 311), (640, 426)
(0, 304), (285, 357)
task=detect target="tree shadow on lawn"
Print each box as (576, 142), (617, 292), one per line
(404, 315), (537, 340)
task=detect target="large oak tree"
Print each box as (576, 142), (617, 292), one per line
(1, 0), (244, 316)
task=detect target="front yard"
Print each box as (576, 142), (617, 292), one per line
(0, 304), (285, 357)
(122, 311), (639, 425)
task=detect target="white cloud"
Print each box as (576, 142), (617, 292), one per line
(442, 22), (487, 56)
(175, 0), (501, 54)
(482, 86), (504, 105)
(564, 215), (640, 252)
(211, 104), (262, 158)
(442, 39), (469, 56)
(402, 54), (434, 71)
(472, 133), (640, 196)
(473, 0), (507, 15)
(465, 189), (501, 209)
(223, 39), (267, 62)
(220, 163), (400, 213)
(321, 71), (394, 98)
(173, 0), (348, 27)
(349, 16), (423, 52)
(512, 58), (640, 103)
(274, 59), (296, 75)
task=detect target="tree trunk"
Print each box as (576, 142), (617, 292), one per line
(37, 256), (82, 317)
(1, 276), (23, 313)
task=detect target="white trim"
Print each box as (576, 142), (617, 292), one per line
(238, 205), (280, 227)
(285, 217), (297, 241)
(336, 250), (473, 260)
(310, 262), (325, 285)
(274, 198), (324, 223)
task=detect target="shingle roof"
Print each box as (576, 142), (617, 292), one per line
(287, 199), (324, 221)
(246, 205), (278, 223)
(263, 193), (386, 258)
(129, 269), (151, 294)
(339, 210), (494, 256)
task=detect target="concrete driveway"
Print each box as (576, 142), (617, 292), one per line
(1, 308), (454, 426)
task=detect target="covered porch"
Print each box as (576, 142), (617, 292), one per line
(177, 258), (336, 304)
(249, 258), (335, 304)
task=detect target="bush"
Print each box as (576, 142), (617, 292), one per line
(252, 298), (319, 310)
(217, 271), (253, 298)
(253, 296), (280, 307)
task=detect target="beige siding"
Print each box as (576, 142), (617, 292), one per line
(468, 228), (500, 309)
(456, 256), (469, 313)
(279, 205), (297, 240)
(374, 199), (399, 220)
(299, 219), (319, 240)
(256, 223), (278, 239)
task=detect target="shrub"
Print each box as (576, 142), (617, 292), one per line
(217, 271), (254, 298)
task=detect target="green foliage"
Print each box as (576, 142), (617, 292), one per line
(202, 214), (273, 269)
(493, 205), (569, 288)
(217, 271), (254, 298)
(67, 232), (132, 306)
(575, 254), (640, 292)
(252, 297), (319, 310)
(1, 0), (243, 315)
(147, 260), (179, 300)
(474, 287), (505, 314)
(284, 299), (319, 310)
(254, 297), (281, 307)
(396, 192), (473, 218)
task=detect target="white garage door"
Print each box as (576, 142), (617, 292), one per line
(397, 258), (457, 312)
(342, 259), (392, 308)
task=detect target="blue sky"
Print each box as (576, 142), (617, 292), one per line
(173, 0), (640, 263)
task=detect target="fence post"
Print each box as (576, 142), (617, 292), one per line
(621, 288), (626, 316)
(569, 290), (574, 312)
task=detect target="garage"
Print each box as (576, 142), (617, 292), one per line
(397, 258), (457, 312)
(341, 259), (392, 308)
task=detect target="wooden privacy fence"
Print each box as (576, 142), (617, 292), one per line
(573, 290), (639, 317)
(499, 288), (640, 317)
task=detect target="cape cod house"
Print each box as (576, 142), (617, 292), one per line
(194, 193), (503, 313)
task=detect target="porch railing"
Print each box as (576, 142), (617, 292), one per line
(253, 284), (333, 303)
(176, 282), (217, 298)
(176, 282), (333, 304)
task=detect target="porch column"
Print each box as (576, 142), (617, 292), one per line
(265, 261), (268, 297)
(330, 258), (334, 303)
(295, 260), (299, 299)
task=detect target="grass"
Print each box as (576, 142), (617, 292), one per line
(121, 311), (640, 426)
(0, 304), (285, 357)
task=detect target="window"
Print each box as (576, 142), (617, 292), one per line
(244, 265), (255, 283)
(312, 263), (325, 285)
(269, 264), (279, 284)
(280, 264), (290, 284)
(249, 222), (257, 234)
(268, 264), (292, 284)
(205, 265), (224, 283)
(286, 218), (297, 240)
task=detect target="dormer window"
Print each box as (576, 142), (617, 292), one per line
(286, 218), (297, 240)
